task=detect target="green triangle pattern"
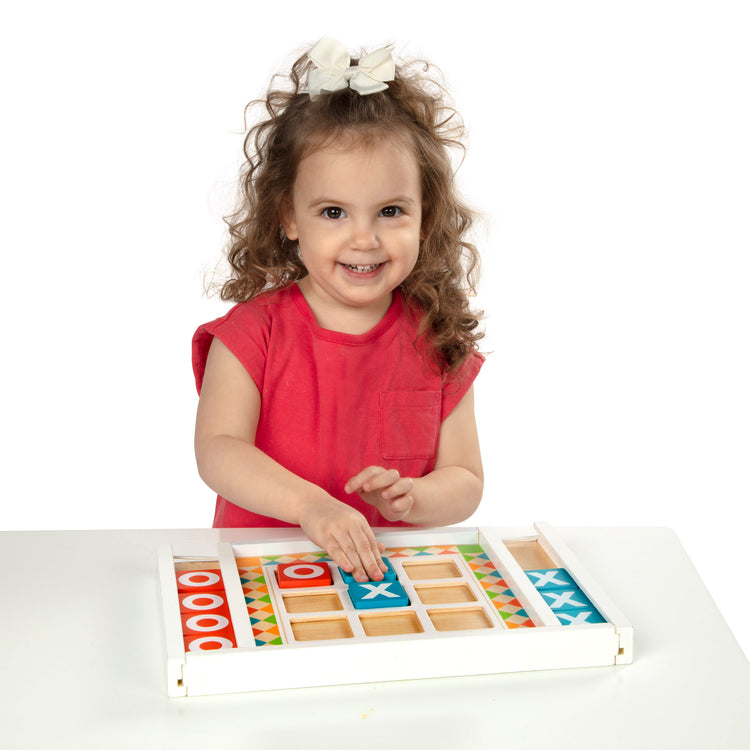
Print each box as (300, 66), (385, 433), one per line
(458, 545), (485, 555)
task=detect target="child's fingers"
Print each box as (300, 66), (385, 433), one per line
(345, 466), (400, 495)
(322, 519), (386, 583)
(377, 493), (413, 522)
(344, 466), (385, 494)
(388, 493), (413, 515)
(380, 476), (414, 500)
(329, 528), (385, 583)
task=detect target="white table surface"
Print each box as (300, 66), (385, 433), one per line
(1, 526), (748, 750)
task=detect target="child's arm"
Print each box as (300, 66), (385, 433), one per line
(345, 386), (484, 525)
(194, 338), (386, 582)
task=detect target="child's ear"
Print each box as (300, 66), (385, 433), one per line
(279, 200), (299, 241)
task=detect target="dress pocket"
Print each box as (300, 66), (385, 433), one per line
(379, 391), (441, 460)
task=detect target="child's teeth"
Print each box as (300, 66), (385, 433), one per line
(346, 263), (380, 273)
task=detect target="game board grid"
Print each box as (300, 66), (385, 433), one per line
(238, 545), (533, 646)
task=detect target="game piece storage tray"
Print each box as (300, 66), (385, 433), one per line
(157, 523), (633, 696)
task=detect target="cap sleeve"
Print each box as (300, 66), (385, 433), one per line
(192, 302), (270, 394)
(440, 350), (485, 420)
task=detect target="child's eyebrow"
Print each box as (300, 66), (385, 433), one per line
(307, 196), (419, 209)
(307, 197), (344, 208)
(385, 196), (418, 207)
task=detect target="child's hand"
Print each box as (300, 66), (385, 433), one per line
(345, 466), (415, 523)
(297, 494), (386, 583)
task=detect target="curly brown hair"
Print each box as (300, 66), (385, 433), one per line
(219, 43), (483, 373)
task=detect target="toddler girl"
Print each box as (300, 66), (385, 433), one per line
(192, 37), (485, 583)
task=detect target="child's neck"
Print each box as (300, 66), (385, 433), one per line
(297, 278), (393, 335)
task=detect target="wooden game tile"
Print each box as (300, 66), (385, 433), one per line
(539, 588), (594, 611)
(282, 590), (344, 613)
(348, 580), (410, 609)
(525, 568), (576, 591)
(181, 612), (233, 635)
(277, 562), (332, 588)
(175, 569), (224, 592)
(290, 617), (354, 642)
(428, 607), (493, 632)
(556, 609), (607, 625)
(184, 633), (236, 651)
(179, 592), (229, 615)
(359, 611), (424, 637)
(414, 582), (477, 605)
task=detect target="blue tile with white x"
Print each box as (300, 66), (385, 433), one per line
(347, 579), (410, 609)
(525, 568), (576, 591)
(539, 588), (595, 611)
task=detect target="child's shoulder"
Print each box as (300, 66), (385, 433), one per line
(208, 286), (297, 330)
(192, 286), (297, 392)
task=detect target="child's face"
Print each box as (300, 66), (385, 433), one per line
(281, 138), (422, 328)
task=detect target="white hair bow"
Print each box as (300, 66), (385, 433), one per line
(306, 37), (395, 99)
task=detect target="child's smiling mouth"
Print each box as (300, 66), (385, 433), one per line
(340, 262), (385, 274)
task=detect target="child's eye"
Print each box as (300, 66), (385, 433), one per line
(380, 206), (403, 218)
(322, 207), (344, 219)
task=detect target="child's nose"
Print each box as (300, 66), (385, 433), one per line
(350, 220), (379, 251)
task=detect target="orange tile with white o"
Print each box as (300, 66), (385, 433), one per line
(176, 568), (236, 651)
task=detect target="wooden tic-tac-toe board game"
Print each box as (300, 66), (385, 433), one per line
(157, 523), (633, 696)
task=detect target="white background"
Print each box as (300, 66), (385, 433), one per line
(2, 2), (748, 658)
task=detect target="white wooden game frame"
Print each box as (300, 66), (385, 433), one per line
(157, 523), (633, 697)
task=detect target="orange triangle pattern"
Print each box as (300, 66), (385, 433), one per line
(463, 552), (535, 629)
